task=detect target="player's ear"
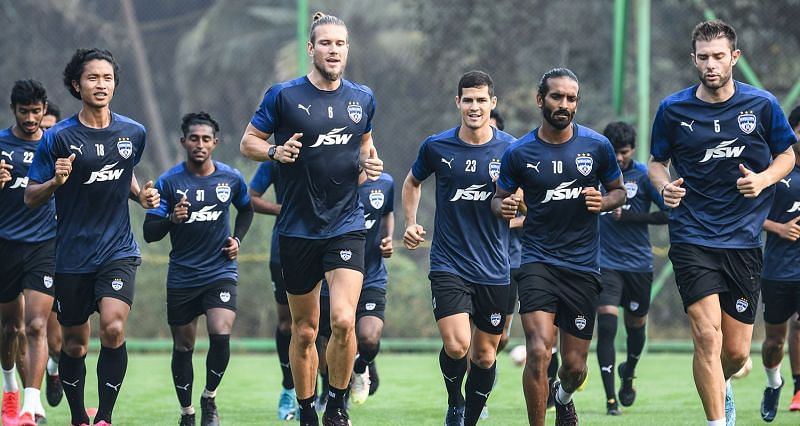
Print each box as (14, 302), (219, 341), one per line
(454, 96), (460, 109)
(490, 96), (497, 110)
(731, 49), (741, 65)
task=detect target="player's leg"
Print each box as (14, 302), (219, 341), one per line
(617, 271), (652, 408)
(286, 288), (322, 425)
(595, 269), (623, 415)
(271, 262), (297, 420)
(324, 267), (361, 419)
(760, 278), (793, 421)
(200, 281), (237, 426)
(686, 295), (726, 422)
(497, 270), (518, 353)
(464, 283), (505, 426)
(0, 295), (24, 425)
(520, 311), (556, 426)
(45, 308), (63, 407)
(315, 294), (331, 412)
(20, 289), (54, 423)
(170, 318), (198, 426)
(789, 314), (800, 411)
(350, 288), (385, 404)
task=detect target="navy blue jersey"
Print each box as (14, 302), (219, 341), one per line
(599, 160), (667, 272)
(651, 81), (796, 248)
(0, 128), (56, 242)
(498, 124), (621, 273)
(149, 162), (250, 288)
(250, 161), (285, 264)
(412, 127), (514, 285)
(28, 114), (146, 273)
(763, 165), (800, 281)
(250, 76), (376, 239)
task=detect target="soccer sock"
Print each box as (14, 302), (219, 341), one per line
(320, 370), (329, 398)
(547, 347), (559, 382)
(765, 365), (782, 389)
(707, 419), (726, 426)
(171, 348), (194, 409)
(596, 313), (618, 400)
(625, 323), (646, 374)
(2, 366), (18, 392)
(794, 374), (800, 393)
(206, 334), (230, 393)
(95, 342), (128, 424)
(464, 361), (495, 426)
(59, 351), (89, 425)
(326, 385), (348, 412)
(556, 382), (573, 405)
(275, 326), (294, 390)
(21, 387), (40, 415)
(354, 341), (380, 374)
(439, 348), (468, 407)
(297, 395), (318, 423)
(47, 357), (59, 376)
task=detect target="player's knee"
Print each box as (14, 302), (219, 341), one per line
(357, 335), (380, 353)
(524, 342), (550, 372)
(497, 333), (510, 352)
(99, 320), (126, 346)
(560, 360), (587, 380)
(330, 312), (355, 338)
(723, 347), (749, 368)
(763, 333), (785, 350)
(471, 349), (497, 369)
(443, 338), (470, 359)
(62, 339), (87, 358)
(691, 324), (721, 351)
(25, 315), (47, 338)
(292, 322), (317, 346)
(277, 319), (292, 335)
(1, 320), (22, 339)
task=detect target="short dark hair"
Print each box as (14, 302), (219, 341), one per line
(45, 102), (61, 120)
(788, 105), (800, 130)
(490, 110), (504, 131)
(63, 48), (120, 100)
(603, 121), (637, 150)
(537, 68), (579, 98)
(181, 111), (220, 137)
(692, 19), (737, 52)
(10, 79), (47, 107)
(458, 70), (494, 98)
(310, 12), (347, 44)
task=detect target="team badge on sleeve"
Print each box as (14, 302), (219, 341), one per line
(111, 278), (124, 291)
(365, 303), (376, 311)
(215, 183), (231, 202)
(117, 137), (133, 159)
(220, 291), (231, 303)
(737, 111), (756, 134)
(340, 249), (352, 261)
(369, 189), (384, 209)
(489, 159), (501, 181)
(624, 181), (639, 199)
(575, 153), (593, 176)
(347, 101), (363, 124)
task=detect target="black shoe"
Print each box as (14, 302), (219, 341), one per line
(546, 378), (556, 409)
(179, 413), (196, 426)
(761, 379), (783, 422)
(444, 405), (465, 426)
(552, 381), (578, 426)
(322, 407), (351, 426)
(618, 362), (637, 407)
(368, 362), (379, 395)
(200, 396), (220, 426)
(606, 398), (622, 416)
(45, 374), (63, 407)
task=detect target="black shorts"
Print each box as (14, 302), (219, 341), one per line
(597, 269), (653, 316)
(762, 279), (800, 325)
(55, 257), (141, 326)
(0, 238), (55, 303)
(167, 280), (237, 326)
(504, 268), (521, 315)
(319, 287), (386, 339)
(429, 271), (508, 335)
(279, 231), (366, 296)
(517, 262), (601, 341)
(270, 262), (288, 306)
(669, 243), (761, 324)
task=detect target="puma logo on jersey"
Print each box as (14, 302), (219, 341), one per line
(781, 178), (791, 188)
(309, 127), (353, 147)
(441, 157), (454, 168)
(1, 151), (12, 160)
(8, 176), (28, 189)
(450, 184), (493, 201)
(526, 161), (540, 172)
(84, 162), (124, 184)
(542, 180), (581, 203)
(186, 205), (222, 223)
(680, 120), (694, 132)
(69, 144), (84, 155)
(787, 201), (800, 213)
(699, 138), (744, 163)
(298, 104), (311, 115)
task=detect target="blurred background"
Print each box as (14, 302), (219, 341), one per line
(3, 0), (799, 347)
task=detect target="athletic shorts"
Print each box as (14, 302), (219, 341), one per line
(167, 280), (237, 326)
(279, 231), (366, 296)
(0, 238), (55, 303)
(504, 268), (521, 315)
(761, 279), (800, 325)
(270, 261), (288, 305)
(669, 243), (761, 324)
(597, 269), (653, 316)
(429, 271), (508, 335)
(55, 257), (141, 326)
(517, 262), (601, 340)
(319, 287), (386, 339)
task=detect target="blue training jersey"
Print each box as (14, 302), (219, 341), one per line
(498, 123), (622, 273)
(599, 160), (667, 272)
(0, 128), (56, 242)
(650, 81), (796, 249)
(509, 227), (522, 270)
(412, 127), (514, 285)
(250, 161), (285, 265)
(149, 162), (250, 288)
(250, 76), (376, 239)
(28, 113), (146, 273)
(763, 165), (800, 281)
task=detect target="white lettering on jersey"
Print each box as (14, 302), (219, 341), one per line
(309, 127), (353, 147)
(84, 162), (124, 184)
(364, 213), (376, 229)
(186, 204), (223, 223)
(449, 184), (493, 202)
(8, 176), (28, 189)
(542, 180), (581, 204)
(699, 138), (744, 163)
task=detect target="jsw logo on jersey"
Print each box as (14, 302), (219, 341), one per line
(699, 138), (744, 163)
(84, 162), (124, 184)
(542, 180), (581, 204)
(364, 213), (376, 229)
(787, 201), (800, 213)
(309, 127), (353, 148)
(186, 205), (223, 223)
(8, 176), (28, 189)
(450, 184), (493, 202)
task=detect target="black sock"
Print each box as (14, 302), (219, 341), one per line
(439, 348), (467, 407)
(206, 334), (230, 392)
(319, 370), (329, 400)
(60, 351), (89, 425)
(597, 313), (618, 400)
(548, 349), (559, 382)
(297, 395), (318, 423)
(172, 348), (194, 408)
(625, 323), (646, 374)
(95, 342), (128, 424)
(275, 326), (294, 390)
(354, 341), (380, 374)
(464, 361), (495, 426)
(793, 374), (800, 394)
(326, 385), (348, 411)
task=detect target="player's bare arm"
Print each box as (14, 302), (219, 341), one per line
(737, 146), (795, 198)
(380, 211), (394, 258)
(0, 159), (12, 189)
(360, 132), (383, 180)
(131, 171), (160, 209)
(648, 157), (685, 208)
(239, 124), (300, 163)
(585, 174), (626, 213)
(401, 171), (425, 249)
(763, 217), (800, 242)
(24, 153), (75, 208)
(248, 188), (281, 215)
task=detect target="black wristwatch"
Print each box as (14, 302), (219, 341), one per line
(267, 145), (277, 161)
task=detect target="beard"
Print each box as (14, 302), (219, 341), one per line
(542, 104), (574, 130)
(698, 69), (731, 90)
(313, 57), (344, 82)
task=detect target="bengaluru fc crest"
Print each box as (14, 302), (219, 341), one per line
(348, 101), (363, 124)
(575, 153), (593, 176)
(624, 181), (639, 199)
(117, 137), (132, 159)
(489, 159), (501, 181)
(369, 189), (384, 209)
(216, 183), (231, 202)
(738, 111), (756, 134)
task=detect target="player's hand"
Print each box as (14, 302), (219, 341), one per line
(361, 146), (383, 181)
(0, 159), (12, 190)
(778, 216), (800, 241)
(53, 153), (75, 186)
(276, 133), (303, 163)
(139, 180), (160, 209)
(170, 195), (190, 224)
(499, 195), (521, 220)
(380, 236), (393, 258)
(612, 207), (622, 220)
(661, 177), (685, 208)
(736, 164), (768, 198)
(403, 224), (426, 250)
(222, 236), (239, 260)
(582, 186), (603, 213)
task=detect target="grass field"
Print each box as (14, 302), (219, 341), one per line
(38, 351), (800, 425)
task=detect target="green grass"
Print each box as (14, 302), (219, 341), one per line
(39, 351), (800, 425)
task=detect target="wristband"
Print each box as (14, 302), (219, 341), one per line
(233, 236), (241, 246)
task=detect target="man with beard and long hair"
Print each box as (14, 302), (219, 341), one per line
(493, 68), (625, 426)
(648, 20), (796, 426)
(240, 12), (383, 426)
